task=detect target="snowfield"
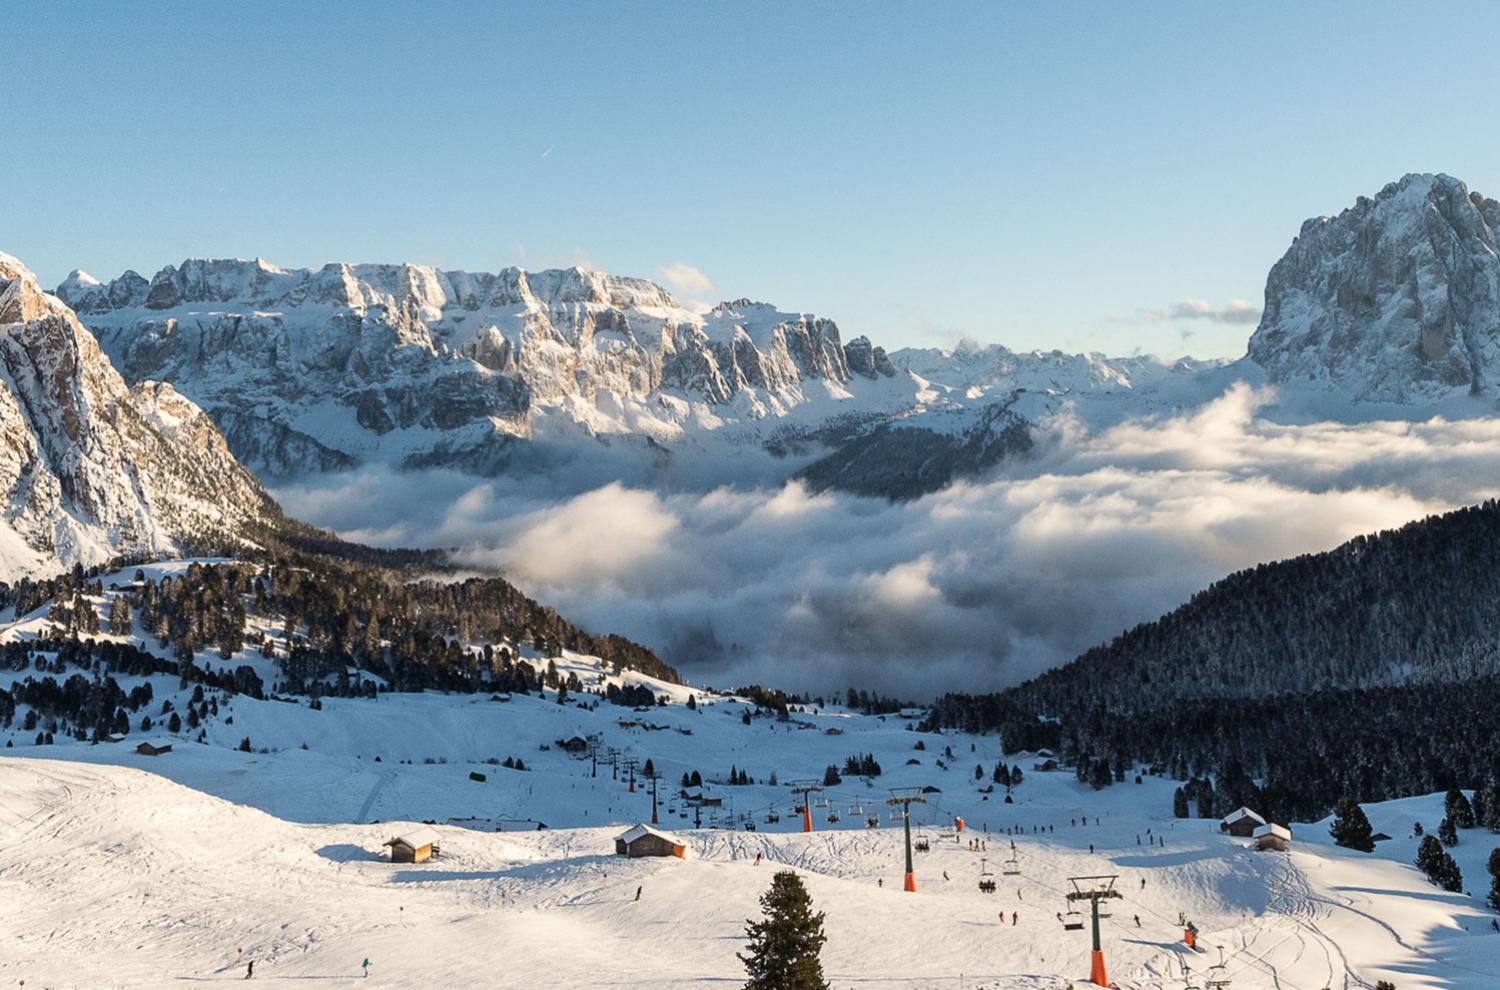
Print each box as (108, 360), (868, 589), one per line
(1, 682), (1497, 989)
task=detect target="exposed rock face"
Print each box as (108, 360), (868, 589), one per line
(61, 261), (884, 476)
(1248, 173), (1500, 402)
(0, 253), (276, 579)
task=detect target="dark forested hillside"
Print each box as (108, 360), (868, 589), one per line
(924, 500), (1500, 821)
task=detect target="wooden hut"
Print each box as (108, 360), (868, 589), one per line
(1253, 822), (1292, 852)
(558, 736), (590, 754)
(383, 826), (441, 864)
(1219, 807), (1266, 837)
(136, 738), (173, 756)
(614, 824), (687, 859)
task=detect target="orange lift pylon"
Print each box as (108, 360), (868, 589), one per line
(886, 788), (926, 892)
(1065, 875), (1123, 987)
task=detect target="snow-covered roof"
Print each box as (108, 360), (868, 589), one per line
(138, 737), (175, 750)
(1221, 807), (1266, 825)
(384, 826), (440, 850)
(1254, 823), (1292, 840)
(616, 824), (685, 846)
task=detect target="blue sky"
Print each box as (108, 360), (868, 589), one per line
(9, 1), (1499, 357)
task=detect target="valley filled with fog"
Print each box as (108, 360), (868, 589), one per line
(274, 383), (1500, 697)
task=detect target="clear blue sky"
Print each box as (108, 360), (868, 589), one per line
(9, 1), (1499, 358)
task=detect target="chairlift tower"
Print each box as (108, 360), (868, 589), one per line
(886, 788), (926, 892)
(1065, 874), (1123, 987)
(623, 757), (639, 794)
(789, 781), (823, 833)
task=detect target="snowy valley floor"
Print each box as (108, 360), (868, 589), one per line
(1, 687), (1498, 989)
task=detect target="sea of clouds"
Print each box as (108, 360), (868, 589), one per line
(272, 384), (1500, 699)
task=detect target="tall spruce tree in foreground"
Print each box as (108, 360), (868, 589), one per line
(1330, 797), (1375, 852)
(739, 871), (829, 990)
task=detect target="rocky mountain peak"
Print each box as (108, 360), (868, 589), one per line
(1, 251), (276, 579)
(1249, 172), (1500, 402)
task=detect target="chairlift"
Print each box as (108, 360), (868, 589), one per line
(1205, 947), (1232, 988)
(744, 820), (757, 832)
(1062, 907), (1085, 931)
(914, 831), (931, 853)
(766, 811), (781, 824)
(826, 810), (840, 823)
(1001, 855), (1021, 876)
(865, 816), (880, 828)
(977, 858), (997, 894)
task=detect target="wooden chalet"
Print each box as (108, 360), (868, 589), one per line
(1253, 822), (1292, 852)
(1220, 807), (1267, 837)
(135, 738), (173, 756)
(383, 826), (441, 864)
(614, 824), (687, 859)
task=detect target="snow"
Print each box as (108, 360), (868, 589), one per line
(0, 656), (1495, 988)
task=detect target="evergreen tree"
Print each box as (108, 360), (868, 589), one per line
(738, 871), (829, 990)
(1173, 787), (1190, 819)
(822, 765), (841, 787)
(1330, 798), (1375, 852)
(1438, 816), (1458, 847)
(1487, 847), (1500, 912)
(1197, 780), (1216, 817)
(1445, 787), (1476, 829)
(1416, 834), (1463, 892)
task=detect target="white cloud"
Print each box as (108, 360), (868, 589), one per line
(656, 262), (716, 299)
(273, 387), (1500, 699)
(1139, 298), (1262, 325)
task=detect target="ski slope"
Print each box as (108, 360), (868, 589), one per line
(1, 686), (1497, 989)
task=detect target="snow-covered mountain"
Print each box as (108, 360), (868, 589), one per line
(1249, 172), (1500, 402)
(0, 253), (275, 580)
(58, 260), (910, 477)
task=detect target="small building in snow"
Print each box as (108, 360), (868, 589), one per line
(614, 824), (687, 859)
(136, 738), (173, 756)
(1253, 822), (1292, 852)
(383, 826), (441, 864)
(1220, 807), (1267, 837)
(558, 736), (590, 754)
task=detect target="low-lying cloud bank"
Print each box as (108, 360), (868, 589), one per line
(272, 385), (1500, 698)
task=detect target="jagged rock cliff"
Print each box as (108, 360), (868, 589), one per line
(59, 260), (897, 477)
(1, 253), (276, 579)
(1248, 173), (1500, 402)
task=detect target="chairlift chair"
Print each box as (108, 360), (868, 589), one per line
(914, 831), (931, 853)
(977, 858), (997, 893)
(766, 811), (780, 824)
(1001, 855), (1021, 876)
(744, 820), (757, 832)
(865, 816), (880, 828)
(1062, 907), (1085, 931)
(1205, 947), (1232, 988)
(826, 810), (840, 823)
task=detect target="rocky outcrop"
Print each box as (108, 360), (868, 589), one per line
(1248, 173), (1500, 402)
(62, 260), (879, 476)
(0, 253), (276, 579)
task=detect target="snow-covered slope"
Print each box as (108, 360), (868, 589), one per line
(0, 254), (275, 581)
(1249, 172), (1500, 403)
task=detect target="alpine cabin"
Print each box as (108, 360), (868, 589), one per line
(1220, 807), (1266, 837)
(1254, 822), (1292, 852)
(135, 739), (173, 756)
(383, 827), (441, 864)
(614, 824), (687, 859)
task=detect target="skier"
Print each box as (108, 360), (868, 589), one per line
(1137, 835), (1141, 845)
(1089, 843), (1095, 854)
(943, 871), (950, 881)
(754, 852), (762, 866)
(362, 958), (370, 978)
(1141, 877), (1146, 890)
(244, 960), (254, 980)
(634, 885), (642, 902)
(1134, 915), (1141, 928)
(877, 878), (883, 888)
(1011, 911), (1018, 926)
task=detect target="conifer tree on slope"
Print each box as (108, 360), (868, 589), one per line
(1330, 797), (1375, 852)
(1444, 787), (1475, 830)
(1487, 847), (1500, 912)
(739, 871), (829, 990)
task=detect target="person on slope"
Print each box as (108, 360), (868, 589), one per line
(1011, 911), (1018, 925)
(244, 960), (254, 980)
(634, 885), (642, 902)
(1134, 915), (1141, 928)
(362, 958), (371, 978)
